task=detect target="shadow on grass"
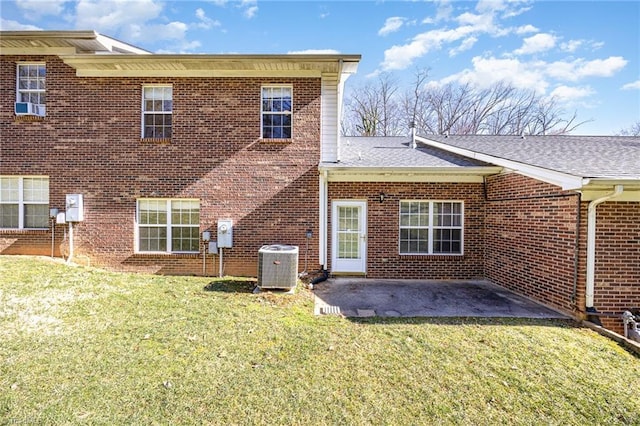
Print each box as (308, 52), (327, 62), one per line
(346, 316), (580, 329)
(203, 279), (257, 293)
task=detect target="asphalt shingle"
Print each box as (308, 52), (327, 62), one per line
(323, 136), (491, 168)
(421, 134), (640, 179)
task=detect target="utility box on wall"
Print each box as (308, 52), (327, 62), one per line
(65, 194), (84, 222)
(217, 219), (233, 248)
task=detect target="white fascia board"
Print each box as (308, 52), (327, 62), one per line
(95, 34), (150, 54)
(580, 179), (640, 201)
(417, 136), (584, 190)
(318, 166), (502, 183)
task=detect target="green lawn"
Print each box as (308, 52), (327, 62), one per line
(1, 256), (638, 425)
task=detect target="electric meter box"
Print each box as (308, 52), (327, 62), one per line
(65, 194), (84, 222)
(217, 219), (233, 248)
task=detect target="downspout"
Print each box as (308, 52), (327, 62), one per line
(571, 193), (581, 305)
(319, 169), (328, 270)
(585, 184), (623, 322)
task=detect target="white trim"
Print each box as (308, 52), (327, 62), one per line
(319, 166), (502, 183)
(16, 62), (46, 108)
(0, 176), (49, 230)
(398, 200), (464, 256)
(260, 84), (293, 139)
(331, 200), (367, 274)
(136, 198), (200, 254)
(141, 84), (172, 139)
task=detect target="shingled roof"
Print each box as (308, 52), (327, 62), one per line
(420, 134), (640, 180)
(324, 136), (491, 168)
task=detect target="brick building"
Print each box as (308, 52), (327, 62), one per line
(1, 31), (638, 333)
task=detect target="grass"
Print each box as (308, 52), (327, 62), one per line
(1, 255), (639, 425)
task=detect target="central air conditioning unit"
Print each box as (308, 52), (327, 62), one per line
(257, 244), (299, 290)
(15, 102), (45, 117)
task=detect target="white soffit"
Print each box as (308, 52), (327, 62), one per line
(60, 54), (361, 78)
(319, 166), (502, 183)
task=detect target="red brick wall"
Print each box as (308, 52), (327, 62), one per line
(484, 173), (580, 315)
(328, 182), (485, 279)
(1, 55), (321, 275)
(589, 202), (640, 333)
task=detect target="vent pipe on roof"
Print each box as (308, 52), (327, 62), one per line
(585, 185), (624, 322)
(410, 121), (417, 149)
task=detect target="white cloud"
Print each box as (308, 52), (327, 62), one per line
(560, 39), (583, 53)
(0, 18), (42, 30)
(515, 24), (538, 35)
(513, 33), (556, 55)
(622, 80), (640, 90)
(446, 56), (549, 93)
(288, 49), (341, 55)
(195, 8), (221, 29)
(16, 0), (67, 19)
(549, 85), (595, 102)
(546, 56), (628, 81)
(239, 0), (258, 19)
(381, 25), (477, 70)
(380, 0), (533, 71)
(449, 36), (478, 57)
(75, 0), (163, 33)
(378, 17), (405, 36)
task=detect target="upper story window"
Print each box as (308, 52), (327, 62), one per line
(15, 63), (46, 116)
(137, 199), (199, 253)
(399, 201), (464, 255)
(0, 176), (49, 229)
(261, 85), (292, 139)
(142, 85), (172, 139)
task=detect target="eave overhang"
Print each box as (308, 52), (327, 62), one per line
(318, 165), (502, 183)
(59, 54), (361, 77)
(0, 30), (150, 55)
(417, 136), (640, 201)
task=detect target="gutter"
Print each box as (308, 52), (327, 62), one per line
(585, 185), (624, 321)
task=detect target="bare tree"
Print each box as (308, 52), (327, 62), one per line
(618, 121), (640, 136)
(342, 73), (403, 136)
(345, 68), (587, 136)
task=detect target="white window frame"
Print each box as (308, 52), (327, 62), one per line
(141, 85), (173, 139)
(0, 176), (49, 230)
(399, 200), (464, 255)
(16, 62), (46, 114)
(261, 85), (293, 139)
(136, 198), (200, 254)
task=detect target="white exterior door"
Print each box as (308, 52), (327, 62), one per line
(331, 201), (367, 274)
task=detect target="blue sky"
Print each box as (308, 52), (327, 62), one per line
(1, 0), (639, 135)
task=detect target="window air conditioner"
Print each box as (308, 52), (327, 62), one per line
(15, 102), (46, 117)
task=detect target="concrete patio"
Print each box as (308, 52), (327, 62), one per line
(313, 278), (569, 319)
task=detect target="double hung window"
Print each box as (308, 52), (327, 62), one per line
(399, 201), (463, 255)
(261, 85), (292, 139)
(137, 199), (199, 253)
(16, 63), (46, 116)
(0, 177), (49, 229)
(142, 86), (172, 139)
